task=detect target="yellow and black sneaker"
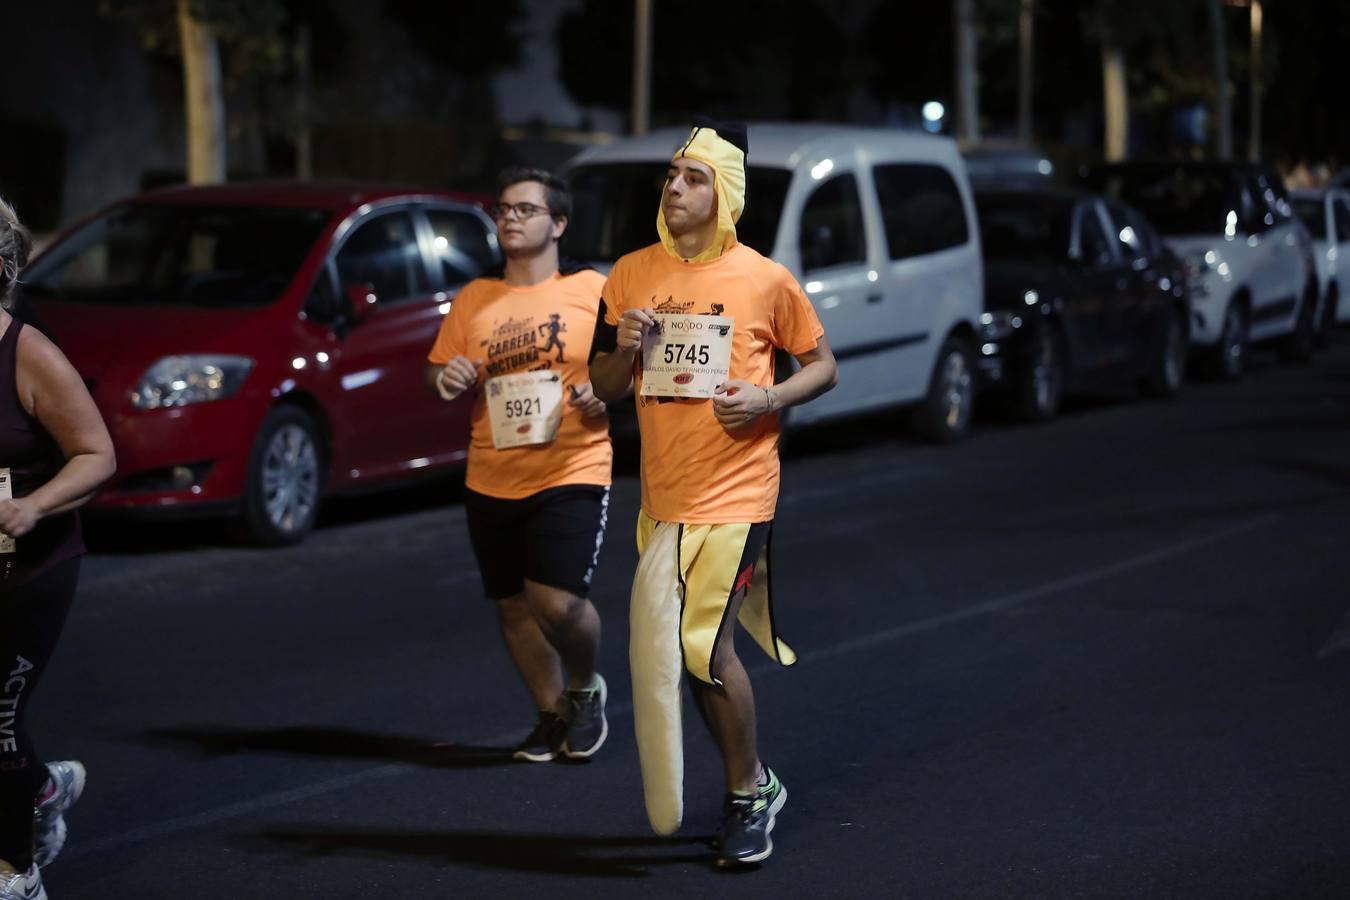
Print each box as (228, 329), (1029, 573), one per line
(716, 765), (787, 866)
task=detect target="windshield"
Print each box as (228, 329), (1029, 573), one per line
(1291, 197), (1327, 240)
(24, 203), (332, 307)
(974, 195), (1073, 264)
(563, 162), (791, 263)
(1087, 168), (1244, 236)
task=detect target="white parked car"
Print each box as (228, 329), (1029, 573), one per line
(1290, 188), (1350, 336)
(1082, 162), (1318, 378)
(563, 124), (984, 441)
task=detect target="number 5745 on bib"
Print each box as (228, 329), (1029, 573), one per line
(639, 313), (734, 399)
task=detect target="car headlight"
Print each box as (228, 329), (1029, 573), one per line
(978, 311), (1023, 341)
(131, 355), (255, 410)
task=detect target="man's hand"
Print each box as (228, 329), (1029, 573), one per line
(617, 308), (659, 353)
(435, 355), (483, 400)
(569, 383), (607, 418)
(0, 498), (40, 539)
(712, 379), (775, 431)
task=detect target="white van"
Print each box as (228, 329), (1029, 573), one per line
(562, 124), (985, 441)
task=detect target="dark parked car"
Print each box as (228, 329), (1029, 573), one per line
(22, 182), (499, 544)
(974, 188), (1190, 421)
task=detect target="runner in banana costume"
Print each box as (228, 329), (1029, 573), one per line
(589, 120), (838, 866)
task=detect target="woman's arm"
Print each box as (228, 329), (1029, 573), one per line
(1, 326), (116, 535)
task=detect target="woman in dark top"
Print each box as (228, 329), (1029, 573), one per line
(0, 199), (114, 900)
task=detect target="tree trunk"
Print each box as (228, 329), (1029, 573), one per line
(631, 0), (653, 135)
(1207, 0), (1232, 159)
(954, 0), (979, 143)
(1248, 0), (1263, 162)
(296, 24), (313, 180)
(177, 0), (226, 184)
(1018, 0), (1035, 144)
(1102, 44), (1128, 161)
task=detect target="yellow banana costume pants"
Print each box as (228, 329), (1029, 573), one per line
(630, 511), (796, 834)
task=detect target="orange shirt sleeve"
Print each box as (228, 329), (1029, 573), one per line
(771, 272), (826, 356)
(427, 283), (474, 365)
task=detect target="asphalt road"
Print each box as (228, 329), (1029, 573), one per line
(29, 336), (1350, 899)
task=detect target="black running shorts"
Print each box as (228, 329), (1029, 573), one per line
(463, 484), (610, 600)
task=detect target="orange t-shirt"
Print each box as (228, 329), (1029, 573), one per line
(428, 269), (612, 499)
(602, 243), (824, 524)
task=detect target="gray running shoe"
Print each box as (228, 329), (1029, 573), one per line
(33, 760), (86, 867)
(717, 765), (787, 866)
(561, 673), (608, 759)
(0, 864), (45, 900)
(513, 712), (567, 762)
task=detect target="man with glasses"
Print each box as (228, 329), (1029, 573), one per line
(589, 120), (838, 865)
(426, 168), (612, 762)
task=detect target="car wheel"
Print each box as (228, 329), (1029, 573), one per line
(913, 335), (975, 442)
(1278, 283), (1317, 364)
(240, 405), (324, 546)
(1204, 301), (1247, 381)
(1014, 326), (1064, 423)
(1141, 310), (1188, 399)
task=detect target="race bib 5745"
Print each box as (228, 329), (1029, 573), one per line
(640, 313), (734, 399)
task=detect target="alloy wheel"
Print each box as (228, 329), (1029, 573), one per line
(261, 424), (320, 536)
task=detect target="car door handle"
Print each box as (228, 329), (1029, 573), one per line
(866, 293), (883, 304)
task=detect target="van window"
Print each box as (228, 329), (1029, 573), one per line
(799, 173), (866, 273)
(335, 211), (427, 304)
(873, 163), (969, 260)
(565, 163), (790, 262)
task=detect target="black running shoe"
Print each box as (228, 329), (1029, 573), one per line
(512, 711), (567, 762)
(717, 765), (787, 866)
(561, 674), (608, 759)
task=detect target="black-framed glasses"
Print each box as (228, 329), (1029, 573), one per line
(490, 202), (552, 221)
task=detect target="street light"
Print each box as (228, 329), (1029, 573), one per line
(922, 101), (946, 134)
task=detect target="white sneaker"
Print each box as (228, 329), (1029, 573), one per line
(0, 864), (46, 900)
(33, 760), (86, 867)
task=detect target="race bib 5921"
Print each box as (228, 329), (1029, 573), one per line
(485, 371), (564, 449)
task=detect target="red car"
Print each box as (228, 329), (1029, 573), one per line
(22, 182), (500, 544)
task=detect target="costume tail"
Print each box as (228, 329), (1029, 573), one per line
(630, 519), (685, 835)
